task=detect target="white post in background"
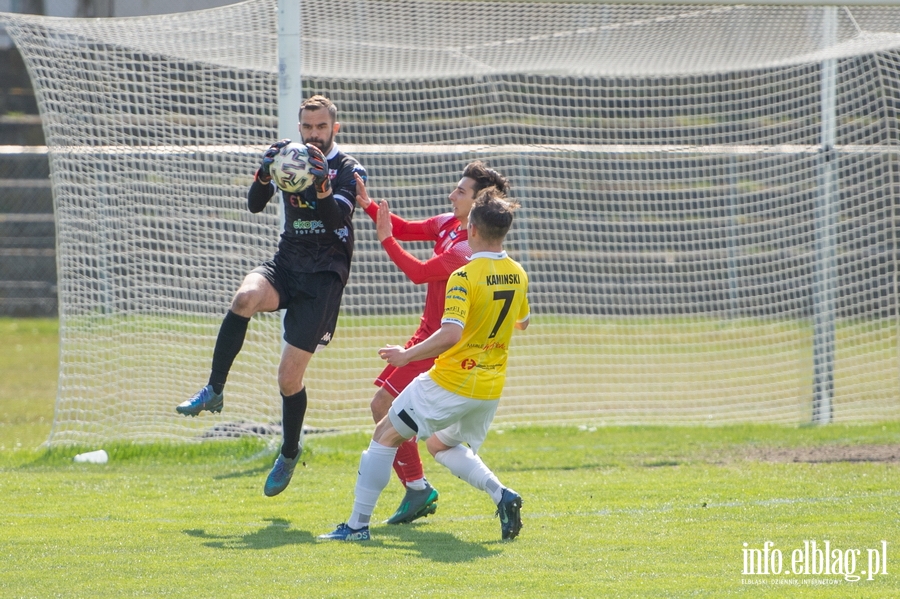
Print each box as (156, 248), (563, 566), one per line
(277, 0), (302, 235)
(277, 0), (302, 144)
(277, 0), (301, 368)
(813, 6), (837, 424)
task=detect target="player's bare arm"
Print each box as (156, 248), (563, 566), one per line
(378, 322), (462, 367)
(376, 199), (393, 242)
(354, 172), (372, 209)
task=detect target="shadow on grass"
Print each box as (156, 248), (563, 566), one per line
(184, 518), (315, 549)
(499, 462), (617, 472)
(369, 523), (503, 562)
(212, 464), (273, 480)
(184, 519), (502, 561)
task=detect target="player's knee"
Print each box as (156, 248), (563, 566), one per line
(370, 388), (393, 422)
(230, 286), (261, 315)
(427, 435), (454, 458)
(373, 415), (406, 447)
(231, 274), (277, 316)
(277, 366), (305, 396)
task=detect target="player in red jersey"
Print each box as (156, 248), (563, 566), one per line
(354, 161), (510, 524)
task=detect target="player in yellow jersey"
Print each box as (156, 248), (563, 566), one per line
(319, 187), (529, 542)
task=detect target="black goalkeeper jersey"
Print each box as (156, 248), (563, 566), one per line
(247, 143), (366, 286)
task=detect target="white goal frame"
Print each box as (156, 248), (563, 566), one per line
(4, 0), (900, 444)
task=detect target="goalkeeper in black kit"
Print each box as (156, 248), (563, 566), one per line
(176, 95), (367, 497)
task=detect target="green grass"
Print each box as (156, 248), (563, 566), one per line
(0, 318), (58, 451)
(45, 313), (900, 440)
(1, 318), (899, 597)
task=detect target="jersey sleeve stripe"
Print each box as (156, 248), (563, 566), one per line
(333, 193), (354, 209)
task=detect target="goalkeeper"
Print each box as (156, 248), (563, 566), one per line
(320, 188), (530, 542)
(176, 95), (367, 498)
(354, 162), (510, 525)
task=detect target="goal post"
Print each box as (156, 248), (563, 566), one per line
(3, 0), (900, 445)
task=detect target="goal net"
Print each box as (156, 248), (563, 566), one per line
(3, 0), (900, 444)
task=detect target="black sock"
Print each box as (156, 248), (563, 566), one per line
(208, 310), (250, 394)
(280, 387), (308, 459)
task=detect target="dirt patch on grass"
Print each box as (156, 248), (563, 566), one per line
(742, 444), (900, 464)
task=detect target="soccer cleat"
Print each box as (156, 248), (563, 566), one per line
(176, 385), (223, 416)
(385, 482), (439, 524)
(496, 488), (523, 540)
(317, 523), (370, 541)
(264, 451), (300, 497)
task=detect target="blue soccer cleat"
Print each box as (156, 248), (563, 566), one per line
(176, 385), (223, 417)
(317, 523), (370, 541)
(385, 482), (439, 524)
(496, 488), (523, 540)
(264, 451), (300, 497)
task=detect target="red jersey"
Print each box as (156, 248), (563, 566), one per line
(364, 203), (471, 340)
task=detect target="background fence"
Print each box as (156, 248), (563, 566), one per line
(0, 43), (54, 316)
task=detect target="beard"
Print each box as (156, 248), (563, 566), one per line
(303, 132), (334, 153)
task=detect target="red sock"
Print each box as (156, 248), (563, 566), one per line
(392, 437), (424, 486)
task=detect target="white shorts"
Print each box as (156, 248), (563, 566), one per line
(388, 373), (499, 453)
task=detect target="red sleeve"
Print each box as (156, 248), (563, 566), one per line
(363, 203), (441, 242)
(381, 237), (471, 285)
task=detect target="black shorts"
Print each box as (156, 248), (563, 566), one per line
(250, 260), (344, 354)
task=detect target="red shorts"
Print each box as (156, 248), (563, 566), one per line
(375, 337), (435, 398)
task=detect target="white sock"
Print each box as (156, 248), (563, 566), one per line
(348, 440), (397, 529)
(434, 444), (504, 504)
(406, 478), (427, 491)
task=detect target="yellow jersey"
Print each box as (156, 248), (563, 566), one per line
(430, 250), (530, 400)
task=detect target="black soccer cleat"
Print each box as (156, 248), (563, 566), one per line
(385, 482), (439, 524)
(496, 488), (523, 540)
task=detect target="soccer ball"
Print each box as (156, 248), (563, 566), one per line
(270, 142), (315, 193)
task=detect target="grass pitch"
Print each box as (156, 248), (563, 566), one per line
(1, 318), (898, 598)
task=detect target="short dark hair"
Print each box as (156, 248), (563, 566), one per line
(463, 161), (510, 197)
(469, 187), (519, 242)
(299, 95), (337, 121)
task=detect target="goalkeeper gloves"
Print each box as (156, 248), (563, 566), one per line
(306, 143), (331, 195)
(256, 138), (290, 183)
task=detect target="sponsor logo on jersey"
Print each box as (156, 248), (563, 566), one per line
(288, 194), (316, 210)
(334, 226), (349, 242)
(460, 358), (476, 370)
(293, 219), (326, 234)
(448, 286), (467, 295)
(453, 271), (468, 279)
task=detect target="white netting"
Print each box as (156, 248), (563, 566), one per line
(2, 0), (899, 444)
